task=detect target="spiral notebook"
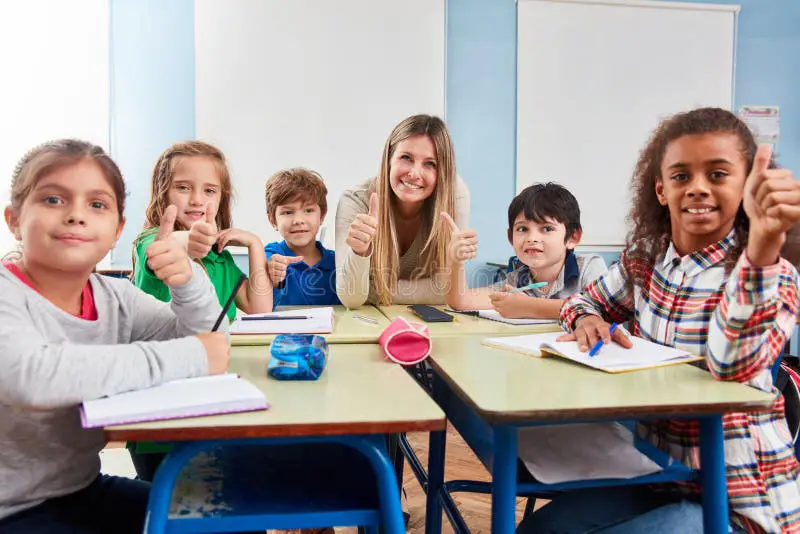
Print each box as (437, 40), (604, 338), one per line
(80, 374), (269, 428)
(483, 332), (702, 373)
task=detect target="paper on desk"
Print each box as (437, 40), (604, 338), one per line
(518, 422), (662, 484)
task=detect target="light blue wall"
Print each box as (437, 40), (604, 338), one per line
(445, 0), (800, 264)
(109, 0), (195, 267)
(445, 0), (518, 264)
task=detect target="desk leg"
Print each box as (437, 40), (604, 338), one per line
(492, 425), (518, 534)
(426, 428), (447, 534)
(144, 442), (203, 534)
(699, 416), (728, 534)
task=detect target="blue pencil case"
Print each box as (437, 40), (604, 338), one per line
(268, 334), (329, 381)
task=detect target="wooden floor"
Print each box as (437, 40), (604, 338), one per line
(339, 424), (537, 534)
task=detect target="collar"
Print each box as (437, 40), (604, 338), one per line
(278, 240), (335, 270)
(660, 230), (736, 276)
(507, 250), (579, 283)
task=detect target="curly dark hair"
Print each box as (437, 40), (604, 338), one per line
(626, 107), (773, 286)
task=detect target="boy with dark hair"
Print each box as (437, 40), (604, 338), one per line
(445, 182), (606, 318)
(264, 168), (340, 306)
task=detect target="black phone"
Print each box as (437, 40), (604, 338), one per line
(408, 305), (454, 323)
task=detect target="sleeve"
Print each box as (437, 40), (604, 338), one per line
(579, 255), (609, 290)
(264, 242), (280, 261)
(706, 255), (799, 390)
(129, 261), (229, 342)
(454, 175), (471, 229)
(560, 253), (636, 332)
(132, 230), (170, 303)
(0, 267), (222, 410)
(335, 188), (372, 308)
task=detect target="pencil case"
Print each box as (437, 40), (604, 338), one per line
(268, 334), (328, 380)
(378, 317), (432, 366)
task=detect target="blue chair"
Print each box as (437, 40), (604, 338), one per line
(146, 439), (404, 533)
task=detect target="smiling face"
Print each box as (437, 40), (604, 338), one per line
(388, 135), (438, 208)
(166, 155), (222, 228)
(272, 197), (324, 250)
(5, 159), (124, 273)
(656, 133), (748, 255)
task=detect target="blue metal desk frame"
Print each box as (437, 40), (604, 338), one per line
(411, 371), (731, 534)
(144, 435), (404, 534)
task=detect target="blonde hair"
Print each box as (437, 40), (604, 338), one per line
(142, 140), (233, 233)
(371, 115), (457, 305)
(265, 168), (328, 226)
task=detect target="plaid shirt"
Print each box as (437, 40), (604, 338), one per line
(561, 233), (800, 533)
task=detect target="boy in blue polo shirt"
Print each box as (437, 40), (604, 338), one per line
(264, 168), (340, 306)
(445, 182), (606, 318)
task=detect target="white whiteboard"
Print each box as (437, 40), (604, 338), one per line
(517, 0), (737, 246)
(0, 0), (109, 258)
(195, 0), (445, 248)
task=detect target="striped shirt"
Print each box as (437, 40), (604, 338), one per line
(561, 233), (800, 533)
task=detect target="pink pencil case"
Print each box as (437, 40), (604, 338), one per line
(378, 317), (432, 366)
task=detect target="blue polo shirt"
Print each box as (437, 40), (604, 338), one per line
(264, 240), (341, 306)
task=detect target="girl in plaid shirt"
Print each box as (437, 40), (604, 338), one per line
(518, 108), (800, 534)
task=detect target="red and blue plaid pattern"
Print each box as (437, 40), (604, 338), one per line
(562, 233), (800, 533)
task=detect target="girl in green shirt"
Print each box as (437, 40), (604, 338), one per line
(130, 140), (273, 479)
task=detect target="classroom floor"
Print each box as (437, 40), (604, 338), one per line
(102, 425), (535, 532)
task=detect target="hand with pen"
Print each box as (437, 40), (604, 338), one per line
(489, 284), (537, 319)
(145, 205), (193, 287)
(558, 315), (633, 354)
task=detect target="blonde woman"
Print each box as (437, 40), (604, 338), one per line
(335, 115), (471, 308)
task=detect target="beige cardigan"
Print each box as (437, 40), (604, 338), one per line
(334, 177), (470, 308)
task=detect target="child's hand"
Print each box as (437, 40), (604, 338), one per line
(215, 228), (261, 251)
(196, 332), (230, 375)
(267, 254), (305, 285)
(489, 285), (530, 318)
(441, 212), (477, 264)
(188, 203), (218, 259)
(557, 315), (632, 352)
(347, 193), (379, 257)
(145, 205), (193, 287)
(744, 144), (800, 265)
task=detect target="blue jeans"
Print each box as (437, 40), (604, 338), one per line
(516, 486), (747, 534)
(0, 475), (149, 534)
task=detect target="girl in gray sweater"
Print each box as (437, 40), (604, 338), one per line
(0, 140), (230, 533)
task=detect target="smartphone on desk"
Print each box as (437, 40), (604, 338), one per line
(408, 305), (454, 323)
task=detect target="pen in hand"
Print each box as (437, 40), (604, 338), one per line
(588, 322), (619, 357)
(506, 281), (548, 294)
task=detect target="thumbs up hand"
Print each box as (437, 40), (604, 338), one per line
(145, 205), (193, 287)
(743, 144), (800, 266)
(268, 254), (306, 285)
(347, 192), (379, 257)
(188, 203), (218, 259)
(441, 212), (478, 265)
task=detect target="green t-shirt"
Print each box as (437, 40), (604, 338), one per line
(133, 228), (245, 323)
(130, 228), (245, 454)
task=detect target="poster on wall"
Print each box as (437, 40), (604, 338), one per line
(738, 105), (780, 147)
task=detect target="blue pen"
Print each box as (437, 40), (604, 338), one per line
(588, 322), (618, 357)
(507, 281), (548, 294)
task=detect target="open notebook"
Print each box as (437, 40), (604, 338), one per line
(80, 374), (268, 428)
(476, 309), (557, 326)
(231, 307), (334, 335)
(483, 332), (702, 373)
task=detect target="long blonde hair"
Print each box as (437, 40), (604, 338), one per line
(371, 115), (457, 305)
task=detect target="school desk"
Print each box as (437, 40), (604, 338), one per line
(231, 305), (390, 346)
(377, 305), (562, 337)
(417, 336), (774, 534)
(105, 344), (444, 534)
